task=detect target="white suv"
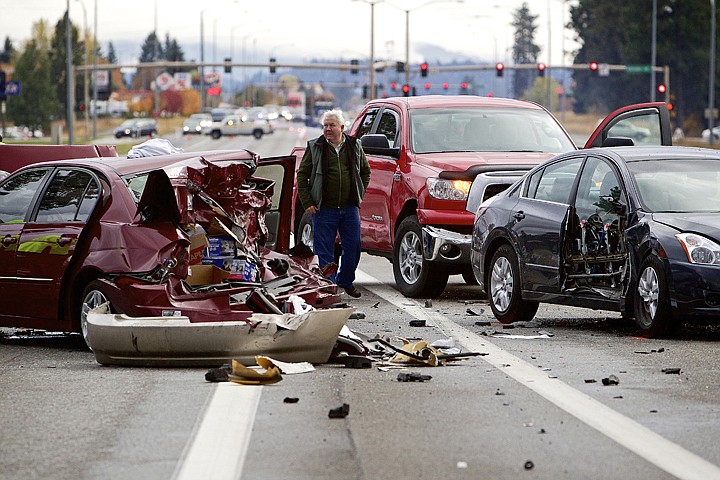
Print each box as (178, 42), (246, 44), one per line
(203, 115), (274, 140)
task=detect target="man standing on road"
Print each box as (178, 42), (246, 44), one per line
(297, 109), (371, 298)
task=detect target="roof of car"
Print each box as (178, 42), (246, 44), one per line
(365, 95), (547, 111)
(14, 149), (259, 177)
(595, 145), (720, 163)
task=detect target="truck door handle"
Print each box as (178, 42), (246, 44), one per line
(2, 235), (18, 246)
(513, 211), (525, 221)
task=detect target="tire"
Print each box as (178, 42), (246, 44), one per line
(634, 255), (682, 338)
(253, 129), (264, 139)
(487, 244), (539, 323)
(211, 130), (222, 139)
(392, 215), (449, 298)
(80, 280), (119, 350)
(462, 267), (478, 285)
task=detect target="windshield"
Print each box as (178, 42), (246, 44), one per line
(630, 159), (720, 212)
(410, 107), (574, 154)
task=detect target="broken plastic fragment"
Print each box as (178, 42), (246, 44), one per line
(283, 397), (299, 403)
(256, 356), (315, 374)
(662, 367), (681, 374)
(409, 320), (426, 327)
(228, 358), (283, 385)
(328, 403), (350, 418)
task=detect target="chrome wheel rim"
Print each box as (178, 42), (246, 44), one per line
(638, 266), (659, 319)
(81, 290), (108, 349)
(398, 230), (422, 284)
(300, 223), (314, 249)
(490, 256), (513, 313)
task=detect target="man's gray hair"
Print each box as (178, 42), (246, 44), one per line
(320, 109), (345, 126)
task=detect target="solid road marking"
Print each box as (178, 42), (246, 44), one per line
(173, 383), (261, 480)
(355, 269), (720, 480)
(174, 268), (720, 480)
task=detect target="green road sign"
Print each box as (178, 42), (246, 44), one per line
(626, 64), (652, 74)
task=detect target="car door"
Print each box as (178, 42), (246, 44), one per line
(14, 168), (101, 322)
(584, 102), (672, 148)
(511, 157), (583, 293)
(254, 156), (296, 252)
(0, 168), (52, 322)
(355, 106), (401, 251)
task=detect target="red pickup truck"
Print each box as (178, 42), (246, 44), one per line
(291, 96), (671, 298)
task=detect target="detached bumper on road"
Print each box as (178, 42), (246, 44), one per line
(422, 226), (471, 264)
(86, 305), (354, 367)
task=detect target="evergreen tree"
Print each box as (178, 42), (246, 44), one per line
(163, 34), (186, 75)
(511, 3), (540, 100)
(107, 41), (118, 64)
(7, 40), (59, 134)
(0, 37), (15, 63)
(49, 11), (83, 118)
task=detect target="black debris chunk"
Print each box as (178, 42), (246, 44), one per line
(334, 355), (373, 369)
(584, 379), (597, 383)
(409, 319), (426, 327)
(662, 367), (681, 374)
(602, 375), (620, 386)
(283, 397), (299, 403)
(328, 403), (350, 419)
(474, 320), (492, 326)
(205, 365), (231, 382)
(635, 347), (666, 354)
(424, 300), (433, 308)
(349, 311), (366, 319)
(495, 388), (505, 396)
(466, 308), (483, 316)
(397, 372), (432, 382)
(371, 302), (380, 308)
(524, 460), (534, 470)
(502, 324), (515, 329)
(539, 428), (546, 434)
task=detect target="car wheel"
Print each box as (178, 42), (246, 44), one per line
(297, 211), (314, 249)
(211, 130), (222, 139)
(393, 215), (449, 298)
(461, 267), (478, 285)
(80, 280), (118, 350)
(487, 244), (539, 324)
(253, 129), (263, 139)
(634, 255), (681, 337)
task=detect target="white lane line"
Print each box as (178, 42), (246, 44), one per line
(173, 383), (261, 480)
(355, 269), (720, 480)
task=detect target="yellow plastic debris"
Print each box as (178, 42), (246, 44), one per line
(228, 358), (283, 385)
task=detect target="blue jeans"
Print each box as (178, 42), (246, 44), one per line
(312, 206), (361, 289)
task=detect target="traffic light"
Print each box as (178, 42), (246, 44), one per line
(362, 84), (368, 98)
(269, 57), (276, 74)
(537, 63), (546, 77)
(420, 62), (428, 77)
(443, 82), (449, 90)
(589, 61), (599, 74)
(351, 59), (359, 74)
(424, 82), (431, 90)
(495, 62), (504, 77)
(402, 84), (410, 97)
(461, 82), (468, 90)
(396, 61), (405, 73)
(0, 70), (5, 101)
(657, 83), (667, 94)
(390, 82), (397, 91)
(224, 57), (232, 74)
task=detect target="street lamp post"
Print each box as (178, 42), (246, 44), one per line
(91, 0), (97, 138)
(76, 0), (89, 138)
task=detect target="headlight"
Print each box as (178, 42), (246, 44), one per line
(426, 178), (472, 200)
(675, 233), (720, 264)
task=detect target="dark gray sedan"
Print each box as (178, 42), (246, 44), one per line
(469, 145), (720, 338)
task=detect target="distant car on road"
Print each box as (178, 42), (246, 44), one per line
(203, 115), (274, 139)
(182, 113), (213, 134)
(113, 118), (158, 138)
(469, 145), (720, 338)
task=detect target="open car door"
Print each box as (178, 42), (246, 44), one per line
(584, 102), (672, 149)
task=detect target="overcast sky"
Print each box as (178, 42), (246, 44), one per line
(5, 0), (576, 67)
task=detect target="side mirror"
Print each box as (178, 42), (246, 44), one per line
(602, 136), (634, 147)
(361, 134), (400, 158)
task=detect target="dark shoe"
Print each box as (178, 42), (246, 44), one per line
(344, 285), (361, 298)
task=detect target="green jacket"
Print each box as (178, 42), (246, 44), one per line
(297, 133), (371, 209)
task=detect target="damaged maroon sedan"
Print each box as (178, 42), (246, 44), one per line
(0, 147), (347, 366)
